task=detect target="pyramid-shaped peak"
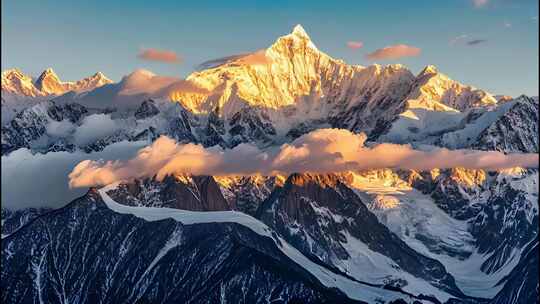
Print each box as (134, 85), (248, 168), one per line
(41, 68), (59, 77)
(90, 71), (112, 82)
(291, 24), (310, 39)
(37, 68), (61, 81)
(270, 24), (318, 52)
(93, 71), (106, 78)
(419, 65), (439, 76)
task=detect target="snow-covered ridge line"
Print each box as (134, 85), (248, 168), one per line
(2, 67), (112, 97)
(98, 185), (425, 303)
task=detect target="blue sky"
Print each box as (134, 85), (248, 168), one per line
(2, 0), (538, 96)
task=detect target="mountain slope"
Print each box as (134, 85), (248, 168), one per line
(2, 68), (111, 98)
(378, 95), (536, 152)
(215, 175), (285, 215)
(472, 95), (538, 153)
(405, 65), (497, 112)
(347, 168), (538, 299)
(1, 69), (45, 98)
(2, 25), (507, 152)
(490, 237), (539, 304)
(1, 188), (428, 304)
(257, 173), (465, 302)
(34, 68), (112, 95)
(106, 175), (234, 211)
(172, 25), (497, 138)
(1, 207), (52, 238)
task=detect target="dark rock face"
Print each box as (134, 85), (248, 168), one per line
(429, 171), (486, 221)
(134, 99), (160, 119)
(1, 207), (52, 237)
(1, 192), (362, 304)
(1, 101), (90, 155)
(228, 107), (276, 147)
(46, 102), (88, 123)
(473, 96), (539, 153)
(2, 105), (50, 154)
(79, 130), (130, 153)
(286, 120), (328, 140)
(133, 126), (159, 142)
(331, 93), (409, 139)
(490, 238), (539, 304)
(167, 110), (197, 143)
(107, 175), (234, 211)
(257, 173), (464, 298)
(217, 176), (284, 216)
(470, 182), (538, 274)
(201, 111), (227, 147)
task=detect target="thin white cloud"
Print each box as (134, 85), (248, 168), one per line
(365, 44), (421, 60)
(449, 34), (469, 46)
(196, 50), (271, 70)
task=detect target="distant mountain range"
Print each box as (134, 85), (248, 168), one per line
(1, 25), (538, 304)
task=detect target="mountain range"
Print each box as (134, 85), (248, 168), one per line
(1, 25), (538, 304)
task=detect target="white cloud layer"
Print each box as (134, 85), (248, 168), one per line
(68, 129), (539, 188)
(74, 114), (119, 146)
(3, 128), (537, 210)
(1, 141), (147, 210)
(45, 119), (76, 138)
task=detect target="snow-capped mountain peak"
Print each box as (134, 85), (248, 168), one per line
(175, 24), (367, 118)
(34, 67), (65, 95)
(418, 64), (439, 76)
(291, 24), (310, 39)
(36, 68), (113, 95)
(2, 68), (113, 98)
(85, 71), (112, 87)
(407, 66), (498, 111)
(168, 23), (499, 137)
(273, 24), (318, 50)
(1, 68), (44, 97)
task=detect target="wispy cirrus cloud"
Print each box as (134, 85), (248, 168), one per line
(365, 44), (421, 60)
(449, 34), (469, 45)
(196, 50), (271, 70)
(467, 39), (488, 46)
(137, 48), (182, 63)
(347, 41), (364, 50)
(68, 129), (539, 188)
(450, 35), (488, 47)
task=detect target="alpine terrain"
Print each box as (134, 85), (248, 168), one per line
(1, 25), (538, 304)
